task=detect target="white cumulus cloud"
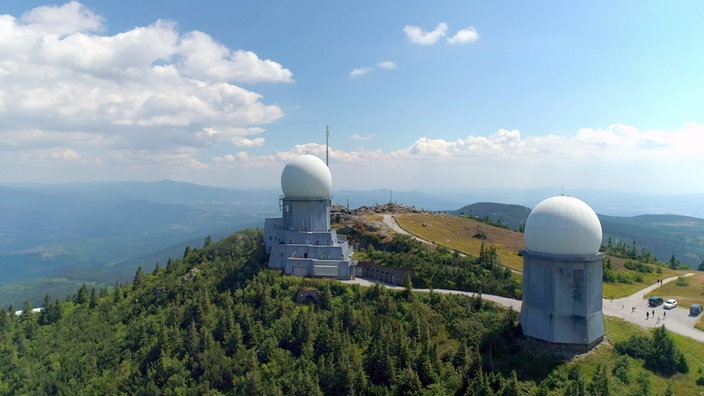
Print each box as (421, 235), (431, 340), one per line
(447, 27), (479, 44)
(350, 67), (373, 76)
(403, 22), (448, 45)
(377, 61), (397, 70)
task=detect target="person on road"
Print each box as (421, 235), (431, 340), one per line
(646, 312), (649, 320)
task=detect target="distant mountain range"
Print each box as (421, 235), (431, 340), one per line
(0, 181), (702, 306)
(451, 202), (704, 266)
(0, 181), (280, 306)
(337, 187), (704, 218)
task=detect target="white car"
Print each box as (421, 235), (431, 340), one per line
(663, 299), (678, 309)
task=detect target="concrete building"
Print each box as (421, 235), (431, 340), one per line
(520, 195), (604, 351)
(263, 154), (356, 279)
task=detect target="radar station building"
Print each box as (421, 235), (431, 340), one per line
(520, 195), (604, 351)
(264, 154), (356, 279)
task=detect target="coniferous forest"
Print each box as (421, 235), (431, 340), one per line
(0, 227), (695, 394)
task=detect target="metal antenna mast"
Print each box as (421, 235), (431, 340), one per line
(325, 125), (329, 166)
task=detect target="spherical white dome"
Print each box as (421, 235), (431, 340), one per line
(280, 155), (332, 199)
(524, 195), (602, 255)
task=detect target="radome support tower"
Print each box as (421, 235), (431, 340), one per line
(520, 195), (605, 351)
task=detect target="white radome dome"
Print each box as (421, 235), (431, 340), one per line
(524, 195), (602, 255)
(280, 154), (332, 199)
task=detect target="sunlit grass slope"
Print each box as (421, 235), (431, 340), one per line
(393, 212), (694, 300)
(395, 213), (524, 271)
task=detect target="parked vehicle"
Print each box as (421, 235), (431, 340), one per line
(648, 296), (663, 307)
(690, 304), (703, 316)
(663, 298), (678, 309)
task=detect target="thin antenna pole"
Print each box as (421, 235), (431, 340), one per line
(326, 125), (330, 166)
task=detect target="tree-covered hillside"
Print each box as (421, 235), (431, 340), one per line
(0, 229), (530, 394)
(451, 202), (531, 231)
(0, 228), (701, 394)
(339, 216), (520, 299)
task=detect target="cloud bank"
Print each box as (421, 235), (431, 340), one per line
(212, 123), (704, 194)
(0, 2), (292, 173)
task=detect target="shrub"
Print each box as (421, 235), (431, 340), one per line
(615, 335), (651, 360)
(676, 276), (690, 287)
(612, 355), (630, 384)
(624, 261), (654, 273)
(616, 327), (688, 377)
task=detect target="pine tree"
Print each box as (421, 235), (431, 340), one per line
(565, 366), (586, 396)
(39, 294), (52, 325)
(89, 287), (98, 308)
(612, 354), (630, 384)
(587, 364), (609, 396)
(49, 299), (62, 323)
(76, 284), (89, 304)
(401, 272), (414, 301)
(112, 283), (122, 303)
(636, 371), (650, 396)
(133, 266), (145, 289)
(397, 366), (422, 395)
(498, 370), (519, 396)
(668, 254), (678, 269)
(646, 326), (688, 375)
(0, 307), (10, 335)
(20, 300), (37, 339)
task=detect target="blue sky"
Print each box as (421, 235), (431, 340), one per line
(1, 1), (703, 194)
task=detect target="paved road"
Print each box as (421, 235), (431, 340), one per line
(347, 276), (704, 343)
(602, 273), (704, 342)
(345, 277), (522, 311)
(373, 214), (704, 343)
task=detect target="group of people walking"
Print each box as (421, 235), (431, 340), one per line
(645, 309), (665, 323)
